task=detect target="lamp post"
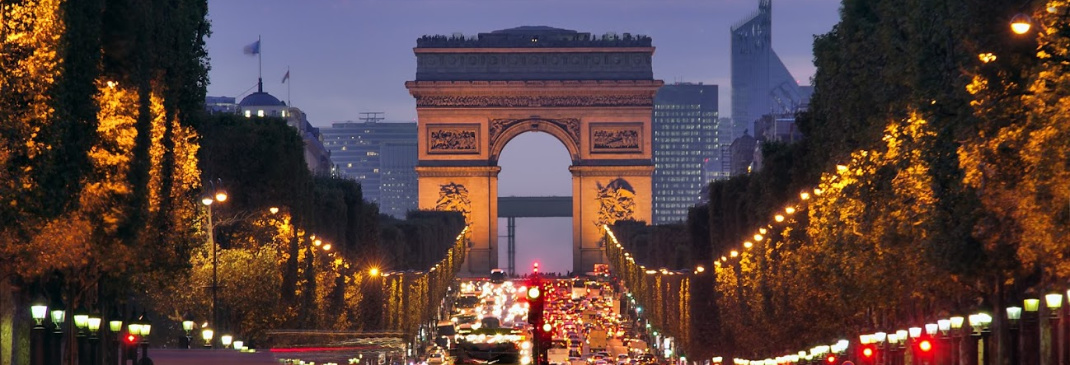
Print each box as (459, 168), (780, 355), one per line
(201, 178), (227, 348)
(88, 313), (102, 365)
(1045, 293), (1062, 365)
(49, 300), (65, 365)
(201, 326), (214, 349)
(181, 314), (194, 349)
(31, 299), (47, 365)
(1024, 298), (1041, 365)
(1007, 306), (1022, 365)
(108, 312), (122, 365)
(949, 316), (964, 365)
(75, 307), (90, 365)
(937, 319), (950, 365)
(221, 334), (233, 349)
(968, 313), (992, 365)
(134, 312), (152, 365)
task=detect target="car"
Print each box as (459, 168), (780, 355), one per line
(490, 269), (506, 284)
(428, 352), (446, 364)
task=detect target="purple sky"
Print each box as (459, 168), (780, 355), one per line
(206, 0), (842, 274)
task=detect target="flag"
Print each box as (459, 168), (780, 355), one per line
(243, 40), (260, 55)
(282, 70), (290, 84)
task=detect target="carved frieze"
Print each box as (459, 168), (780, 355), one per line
(593, 178), (636, 228)
(427, 124), (480, 154)
(416, 95), (653, 108)
(489, 118), (580, 148)
(590, 123), (642, 153)
(435, 182), (473, 231)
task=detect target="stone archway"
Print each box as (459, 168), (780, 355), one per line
(406, 26), (662, 274)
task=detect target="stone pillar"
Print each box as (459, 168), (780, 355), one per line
(416, 166), (500, 275)
(570, 165), (653, 274)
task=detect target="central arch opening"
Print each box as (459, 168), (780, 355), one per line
(497, 132), (573, 276)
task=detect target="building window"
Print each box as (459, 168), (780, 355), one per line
(257, 110), (265, 117)
(244, 110), (251, 118)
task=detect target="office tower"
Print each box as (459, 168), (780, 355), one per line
(652, 83), (722, 224)
(320, 115), (418, 218)
(730, 0), (808, 140)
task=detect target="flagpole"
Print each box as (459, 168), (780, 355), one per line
(287, 66), (291, 107)
(258, 35), (262, 82)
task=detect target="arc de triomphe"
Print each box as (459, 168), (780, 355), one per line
(406, 26), (662, 274)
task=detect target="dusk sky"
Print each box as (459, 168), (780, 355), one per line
(205, 0), (842, 274)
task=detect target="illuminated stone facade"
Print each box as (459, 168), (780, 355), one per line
(407, 26), (661, 274)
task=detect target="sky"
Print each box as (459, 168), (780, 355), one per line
(205, 0), (843, 275)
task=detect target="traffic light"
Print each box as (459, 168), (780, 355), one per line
(825, 355), (836, 364)
(915, 338), (935, 363)
(859, 344), (876, 364)
(526, 282), (544, 327)
(124, 334), (139, 360)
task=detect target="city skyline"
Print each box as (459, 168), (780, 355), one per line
(205, 0), (840, 125)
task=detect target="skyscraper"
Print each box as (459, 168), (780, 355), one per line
(730, 0), (807, 140)
(652, 83), (722, 224)
(320, 118), (418, 218)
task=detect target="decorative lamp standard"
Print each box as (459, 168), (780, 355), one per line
(1023, 298), (1041, 365)
(873, 332), (886, 365)
(50, 301), (65, 365)
(201, 178), (227, 348)
(201, 327), (214, 349)
(87, 314), (101, 365)
(908, 327), (923, 365)
(181, 314), (194, 349)
(135, 312), (152, 365)
(108, 311), (122, 365)
(1007, 306), (1023, 365)
(1045, 293), (1063, 365)
(221, 334), (233, 349)
(887, 333), (900, 365)
(937, 319), (951, 365)
(232, 340), (244, 352)
(949, 316), (964, 365)
(74, 308), (90, 365)
(30, 299), (47, 365)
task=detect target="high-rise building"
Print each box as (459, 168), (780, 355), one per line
(652, 83), (723, 224)
(320, 118), (418, 218)
(730, 0), (808, 140)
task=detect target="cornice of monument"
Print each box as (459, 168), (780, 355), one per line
(414, 47), (656, 54)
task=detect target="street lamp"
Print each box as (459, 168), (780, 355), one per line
(30, 299), (47, 365)
(136, 312), (153, 365)
(181, 314), (194, 349)
(1007, 306), (1022, 365)
(87, 314), (101, 365)
(1011, 13), (1033, 34)
(201, 327), (214, 349)
(221, 334), (233, 349)
(108, 310), (122, 365)
(1045, 293), (1063, 365)
(201, 177), (228, 348)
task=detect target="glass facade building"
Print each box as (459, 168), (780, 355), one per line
(320, 121), (418, 218)
(652, 83), (723, 224)
(730, 0), (807, 140)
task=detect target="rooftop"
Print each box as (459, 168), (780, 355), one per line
(417, 26), (651, 48)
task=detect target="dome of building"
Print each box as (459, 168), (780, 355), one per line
(239, 91), (285, 107)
